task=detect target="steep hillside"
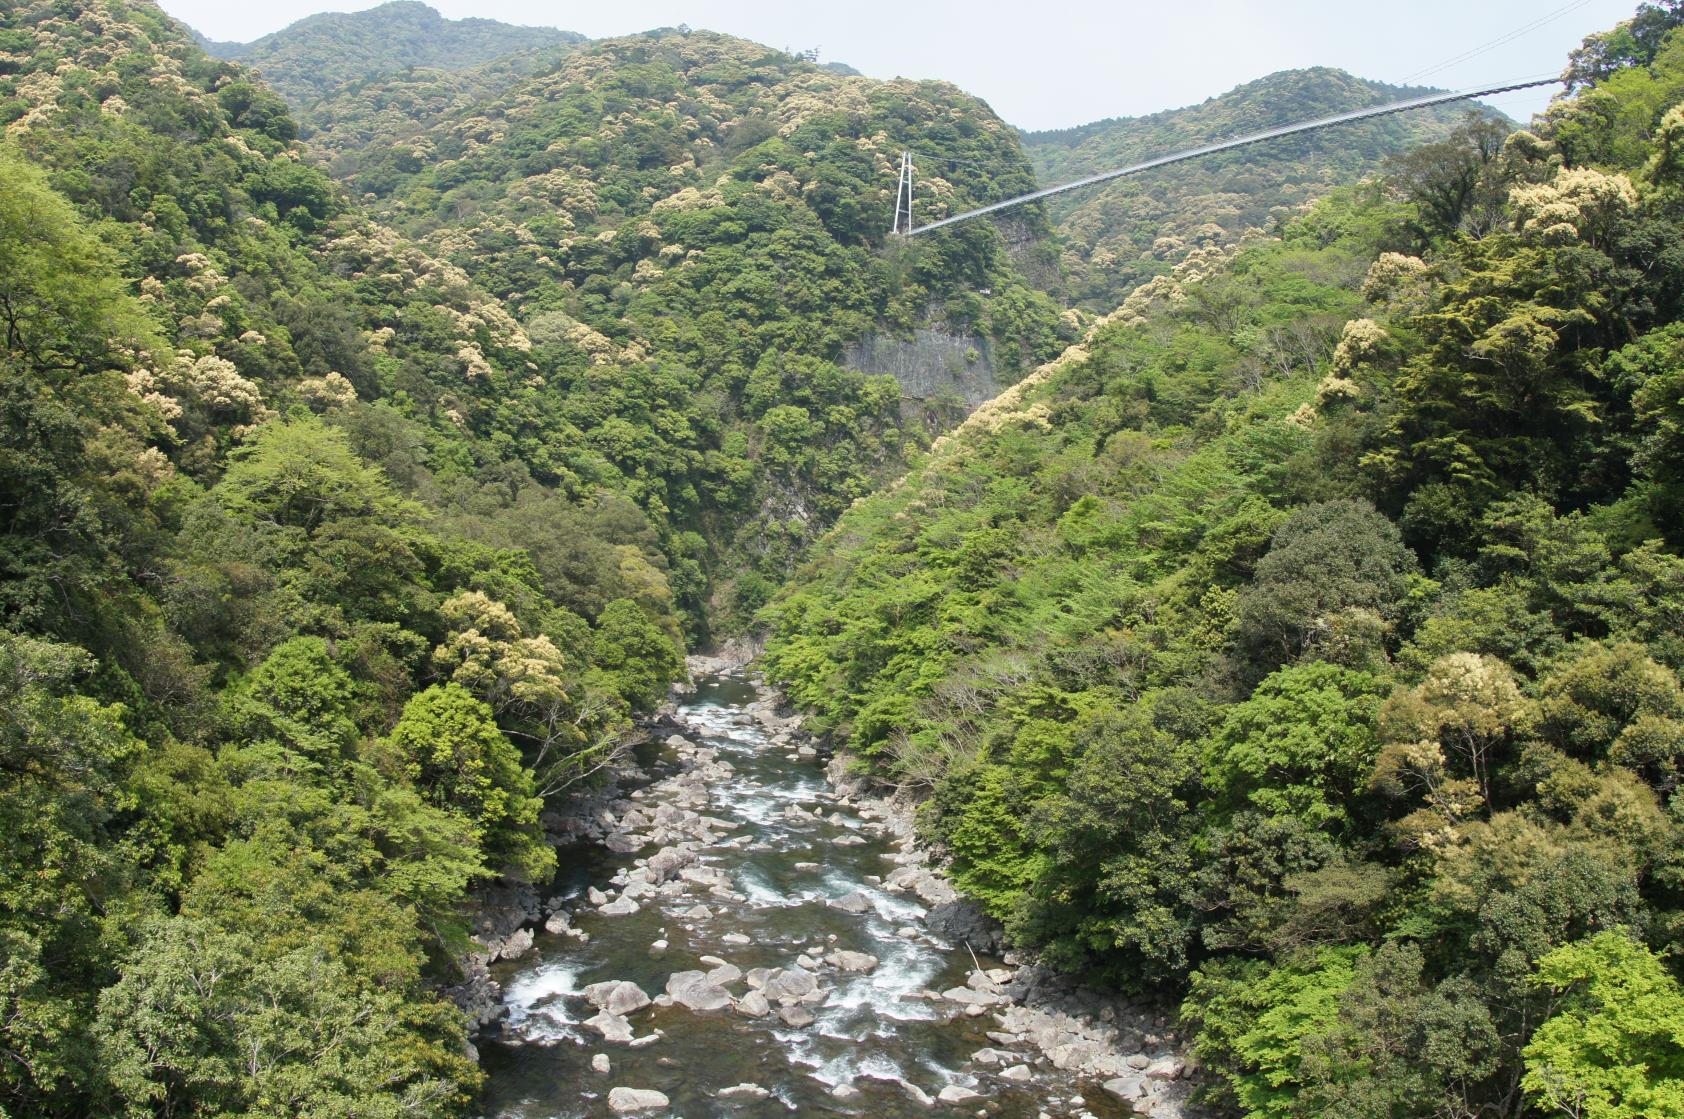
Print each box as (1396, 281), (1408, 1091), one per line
(1022, 68), (1482, 308)
(198, 2), (584, 174)
(200, 0), (582, 107)
(346, 28), (1075, 622)
(1, 0), (686, 646)
(768, 9), (1684, 1117)
(358, 27), (1066, 331)
(287, 43), (580, 175)
(0, 3), (686, 1112)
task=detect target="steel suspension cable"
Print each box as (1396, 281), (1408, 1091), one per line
(902, 76), (1561, 236)
(1396, 0), (1592, 84)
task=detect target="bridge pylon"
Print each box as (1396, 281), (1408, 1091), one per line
(891, 150), (914, 237)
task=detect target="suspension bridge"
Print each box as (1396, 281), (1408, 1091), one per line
(890, 76), (1562, 237)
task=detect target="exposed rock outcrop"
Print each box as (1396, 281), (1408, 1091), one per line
(845, 327), (1001, 410)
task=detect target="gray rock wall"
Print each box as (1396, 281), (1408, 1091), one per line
(989, 213), (1064, 293)
(844, 328), (1001, 410)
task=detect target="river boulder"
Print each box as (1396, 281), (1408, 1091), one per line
(584, 1010), (634, 1043)
(705, 962), (743, 986)
(607, 1086), (669, 1113)
(665, 970), (732, 1011)
(759, 968), (817, 1001)
(583, 981), (651, 1017)
(604, 832), (645, 854)
(598, 896), (640, 917)
(644, 846), (695, 884)
(718, 1083), (770, 1099)
(926, 897), (1005, 952)
(826, 950), (879, 973)
(1145, 1055), (1184, 1080)
(828, 890), (871, 914)
(495, 927), (534, 960)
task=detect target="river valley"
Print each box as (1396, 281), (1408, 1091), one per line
(476, 671), (1194, 1119)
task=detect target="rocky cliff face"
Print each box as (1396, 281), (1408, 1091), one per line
(990, 211), (1065, 294)
(845, 328), (1001, 411)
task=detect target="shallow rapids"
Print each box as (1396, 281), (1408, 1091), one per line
(479, 674), (1134, 1119)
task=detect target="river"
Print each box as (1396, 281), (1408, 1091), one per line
(477, 672), (1177, 1118)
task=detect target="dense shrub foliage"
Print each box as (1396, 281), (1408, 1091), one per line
(0, 3), (684, 1113)
(767, 7), (1684, 1115)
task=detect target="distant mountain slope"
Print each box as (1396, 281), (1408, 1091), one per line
(338, 27), (1074, 617)
(289, 44), (580, 174)
(1022, 68), (1489, 307)
(201, 0), (582, 107)
(176, 14), (1078, 627)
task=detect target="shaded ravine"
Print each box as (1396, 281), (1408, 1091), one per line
(478, 672), (1177, 1118)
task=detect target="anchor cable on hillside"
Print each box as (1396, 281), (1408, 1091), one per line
(893, 76), (1562, 237)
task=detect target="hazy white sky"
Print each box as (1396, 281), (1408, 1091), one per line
(159, 0), (1643, 131)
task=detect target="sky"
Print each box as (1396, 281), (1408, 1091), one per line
(159, 0), (1645, 132)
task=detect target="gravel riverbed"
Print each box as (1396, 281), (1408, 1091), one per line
(473, 663), (1199, 1118)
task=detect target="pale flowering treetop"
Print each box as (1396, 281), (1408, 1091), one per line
(1510, 167), (1639, 248)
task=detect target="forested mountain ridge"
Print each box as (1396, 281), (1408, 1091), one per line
(1, 0), (688, 649)
(767, 4), (1684, 1116)
(197, 1), (585, 175)
(0, 2), (686, 1113)
(274, 43), (584, 176)
(333, 26), (1075, 623)
(1022, 68), (1484, 309)
(198, 0), (584, 107)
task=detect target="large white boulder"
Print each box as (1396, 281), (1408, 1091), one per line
(607, 1086), (669, 1113)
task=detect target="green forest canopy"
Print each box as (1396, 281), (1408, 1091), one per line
(3, 0), (1684, 1116)
(766, 4), (1684, 1116)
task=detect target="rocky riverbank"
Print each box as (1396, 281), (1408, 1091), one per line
(752, 680), (1202, 1117)
(451, 720), (677, 1040)
(473, 659), (1200, 1117)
